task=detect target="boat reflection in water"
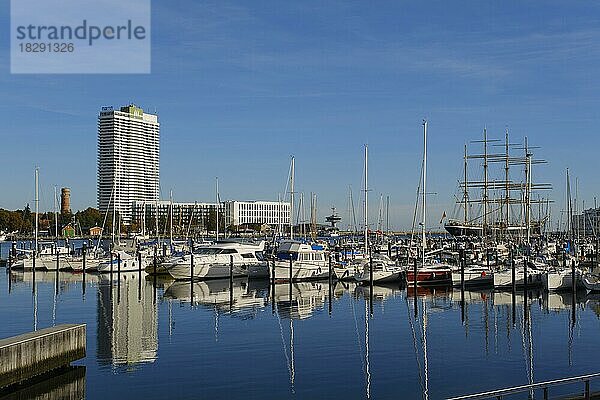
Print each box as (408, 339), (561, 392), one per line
(97, 272), (158, 369)
(273, 281), (339, 320)
(163, 278), (268, 318)
(0, 366), (86, 400)
(162, 278), (344, 321)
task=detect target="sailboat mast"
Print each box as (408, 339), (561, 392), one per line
(278, 193), (282, 238)
(576, 177), (580, 250)
(566, 168), (572, 244)
(422, 121), (427, 265)
(142, 201), (146, 237)
(386, 195), (390, 235)
(170, 189), (174, 245)
(112, 165), (117, 245)
(54, 186), (58, 241)
(290, 156), (295, 240)
(364, 145), (368, 255)
(215, 177), (219, 241)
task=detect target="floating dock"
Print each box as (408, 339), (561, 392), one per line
(0, 324), (86, 389)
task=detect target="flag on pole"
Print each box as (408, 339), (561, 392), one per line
(439, 211), (447, 224)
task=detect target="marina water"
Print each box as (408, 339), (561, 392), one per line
(2, 242), (600, 399)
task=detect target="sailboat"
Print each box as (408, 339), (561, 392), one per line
(353, 144), (404, 283)
(405, 121), (452, 286)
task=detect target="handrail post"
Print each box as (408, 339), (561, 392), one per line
(585, 379), (590, 400)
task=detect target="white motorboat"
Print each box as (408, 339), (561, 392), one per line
(493, 266), (543, 288)
(272, 241), (330, 281)
(543, 268), (583, 291)
(333, 262), (357, 281)
(167, 241), (265, 280)
(97, 251), (147, 273)
(451, 265), (493, 287)
(582, 273), (600, 292)
(354, 254), (403, 283)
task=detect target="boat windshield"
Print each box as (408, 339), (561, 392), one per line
(277, 252), (298, 261)
(195, 248), (238, 255)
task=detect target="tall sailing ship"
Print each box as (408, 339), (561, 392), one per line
(444, 129), (552, 239)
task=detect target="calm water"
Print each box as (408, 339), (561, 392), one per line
(2, 242), (600, 399)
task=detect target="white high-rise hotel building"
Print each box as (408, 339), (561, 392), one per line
(97, 105), (159, 223)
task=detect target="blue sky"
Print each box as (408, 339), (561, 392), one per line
(1, 1), (600, 229)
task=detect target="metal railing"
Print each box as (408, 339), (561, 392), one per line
(447, 372), (600, 400)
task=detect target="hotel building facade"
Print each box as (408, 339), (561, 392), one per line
(97, 105), (160, 223)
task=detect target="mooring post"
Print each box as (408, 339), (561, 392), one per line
(229, 255), (234, 313)
(190, 239), (194, 304)
(7, 249), (12, 293)
(511, 250), (516, 293)
(572, 259), (576, 294)
(369, 247), (373, 288)
(190, 239), (194, 281)
(387, 242), (391, 258)
(523, 255), (528, 293)
(395, 246), (399, 267)
(153, 246), (157, 305)
(460, 249), (465, 322)
(328, 253), (332, 285)
(109, 246), (114, 276)
(117, 253), (121, 275)
(413, 258), (417, 288)
(328, 272), (333, 316)
(289, 257), (293, 312)
(137, 249), (142, 302)
(163, 243), (167, 258)
(543, 387), (548, 400)
(592, 239), (600, 271)
(572, 259), (577, 325)
(82, 243), (86, 297)
(271, 259), (275, 314)
(460, 249), (465, 291)
(32, 241), (36, 290)
(55, 246), (60, 286)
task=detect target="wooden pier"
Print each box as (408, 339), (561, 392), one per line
(0, 324), (86, 389)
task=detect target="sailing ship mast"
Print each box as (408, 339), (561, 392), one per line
(504, 129), (510, 236)
(483, 128), (489, 235)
